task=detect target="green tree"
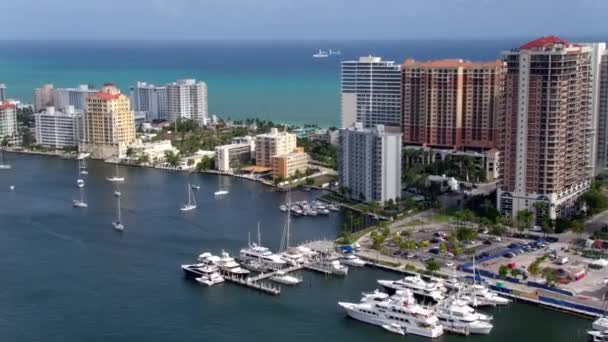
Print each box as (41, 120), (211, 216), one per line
(137, 153), (151, 165)
(370, 231), (385, 250)
(391, 233), (402, 246)
(542, 268), (558, 286)
(126, 147), (135, 157)
(425, 259), (441, 273)
(498, 265), (509, 278)
(399, 239), (417, 253)
(516, 209), (534, 232)
(569, 220), (585, 237)
(438, 242), (447, 253)
(456, 227), (478, 242)
(164, 151), (180, 167)
(195, 156), (215, 171)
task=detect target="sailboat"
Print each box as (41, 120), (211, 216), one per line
(180, 183), (197, 211)
(78, 156), (89, 175)
(271, 194), (302, 285)
(73, 185), (88, 208)
(112, 192), (124, 231)
(0, 149), (11, 170)
(106, 164), (125, 182)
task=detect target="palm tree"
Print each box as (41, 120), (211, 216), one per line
(516, 209), (533, 233)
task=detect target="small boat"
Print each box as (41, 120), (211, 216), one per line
(196, 272), (225, 286)
(589, 330), (608, 342)
(342, 254), (366, 267)
(318, 208), (330, 215)
(9, 185), (15, 191)
(180, 183), (197, 211)
(313, 49), (329, 58)
(382, 323), (405, 335)
(270, 270), (302, 285)
(279, 205), (288, 212)
(114, 190), (121, 197)
(77, 179), (85, 188)
(191, 184), (200, 190)
(80, 169), (88, 175)
(593, 316), (608, 332)
(214, 190), (229, 196)
(106, 164), (125, 182)
(0, 149), (11, 170)
(329, 204), (340, 211)
(73, 185), (87, 208)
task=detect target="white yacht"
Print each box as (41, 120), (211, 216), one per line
(270, 270), (302, 285)
(338, 289), (444, 338)
(321, 259), (349, 276)
(342, 254), (366, 267)
(196, 272), (224, 286)
(378, 275), (446, 302)
(180, 183), (197, 211)
(435, 299), (493, 335)
(214, 190), (229, 197)
(593, 316), (608, 331)
(589, 330), (608, 342)
(106, 164), (125, 182)
(191, 184), (200, 190)
(217, 251), (250, 275)
(313, 49), (329, 58)
(461, 284), (510, 307)
(77, 179), (85, 188)
(240, 243), (287, 268)
(279, 205), (288, 212)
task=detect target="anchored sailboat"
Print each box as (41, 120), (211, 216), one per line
(73, 185), (88, 208)
(112, 192), (124, 231)
(106, 164), (125, 182)
(180, 183), (197, 211)
(0, 149), (11, 170)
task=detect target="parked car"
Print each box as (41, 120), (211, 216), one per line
(483, 240), (493, 245)
(504, 252), (515, 258)
(429, 247), (440, 254)
(445, 261), (455, 267)
(491, 236), (502, 242)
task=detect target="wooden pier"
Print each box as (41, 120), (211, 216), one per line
(247, 265), (304, 282)
(221, 273), (281, 295)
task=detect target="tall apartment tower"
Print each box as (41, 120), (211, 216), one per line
(80, 84), (135, 159)
(594, 46), (608, 174)
(166, 79), (208, 126)
(341, 56), (401, 129)
(0, 84), (6, 102)
(338, 123), (402, 204)
(498, 36), (593, 220)
(53, 84), (98, 111)
(33, 84), (55, 112)
(401, 59), (504, 149)
(0, 102), (19, 145)
(129, 81), (168, 121)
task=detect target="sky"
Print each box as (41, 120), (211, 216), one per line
(0, 0), (606, 40)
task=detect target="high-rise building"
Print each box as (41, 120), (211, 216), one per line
(0, 84), (6, 102)
(338, 123), (402, 203)
(498, 36), (593, 220)
(341, 56), (401, 129)
(34, 106), (82, 149)
(166, 79), (208, 125)
(0, 101), (18, 145)
(594, 46), (608, 175)
(52, 84), (98, 111)
(129, 82), (168, 121)
(80, 84), (135, 159)
(401, 59), (504, 149)
(33, 84), (55, 112)
(255, 128), (297, 167)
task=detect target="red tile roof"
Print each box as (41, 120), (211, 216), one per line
(402, 58), (502, 69)
(90, 91), (121, 101)
(103, 82), (115, 87)
(520, 36), (570, 49)
(0, 102), (16, 110)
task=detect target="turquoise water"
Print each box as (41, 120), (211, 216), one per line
(0, 39), (562, 127)
(0, 154), (594, 341)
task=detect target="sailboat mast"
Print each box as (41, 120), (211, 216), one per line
(286, 193), (291, 249)
(257, 222), (261, 246)
(117, 195), (122, 222)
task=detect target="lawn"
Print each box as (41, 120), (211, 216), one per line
(430, 213), (454, 223)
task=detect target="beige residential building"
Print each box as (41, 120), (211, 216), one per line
(33, 84), (55, 112)
(272, 147), (309, 179)
(80, 83), (135, 159)
(255, 128), (297, 167)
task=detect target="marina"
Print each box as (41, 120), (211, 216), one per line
(0, 153), (596, 341)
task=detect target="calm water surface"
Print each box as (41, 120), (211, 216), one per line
(0, 154), (591, 341)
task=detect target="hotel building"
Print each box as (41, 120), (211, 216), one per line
(0, 101), (19, 145)
(34, 106), (82, 149)
(80, 84), (135, 159)
(338, 123), (402, 203)
(341, 56), (401, 129)
(498, 36), (593, 220)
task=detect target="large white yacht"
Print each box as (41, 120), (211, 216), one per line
(378, 275), (446, 302)
(217, 251), (250, 275)
(593, 316), (608, 331)
(460, 284), (510, 307)
(240, 243), (287, 269)
(338, 289), (444, 338)
(435, 299), (493, 335)
(341, 254), (366, 267)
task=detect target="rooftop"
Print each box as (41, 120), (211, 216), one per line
(403, 58), (503, 68)
(0, 102), (15, 110)
(520, 35), (571, 50)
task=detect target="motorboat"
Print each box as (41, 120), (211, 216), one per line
(461, 284), (510, 307)
(112, 221), (124, 231)
(216, 251), (250, 275)
(341, 254), (366, 267)
(593, 316), (608, 331)
(589, 330), (608, 342)
(322, 259), (349, 276)
(279, 204), (288, 212)
(313, 49), (329, 58)
(378, 275), (446, 303)
(77, 179), (85, 188)
(0, 149), (11, 170)
(338, 289), (444, 338)
(191, 184), (200, 190)
(106, 164), (125, 182)
(240, 243), (287, 269)
(435, 300), (494, 334)
(214, 190), (229, 196)
(270, 270), (302, 285)
(73, 200), (88, 208)
(329, 204), (340, 211)
(196, 272), (224, 286)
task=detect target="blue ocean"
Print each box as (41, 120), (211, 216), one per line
(0, 38), (603, 127)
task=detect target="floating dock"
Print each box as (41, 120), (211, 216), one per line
(221, 273), (281, 296)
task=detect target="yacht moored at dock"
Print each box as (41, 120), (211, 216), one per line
(378, 275), (446, 303)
